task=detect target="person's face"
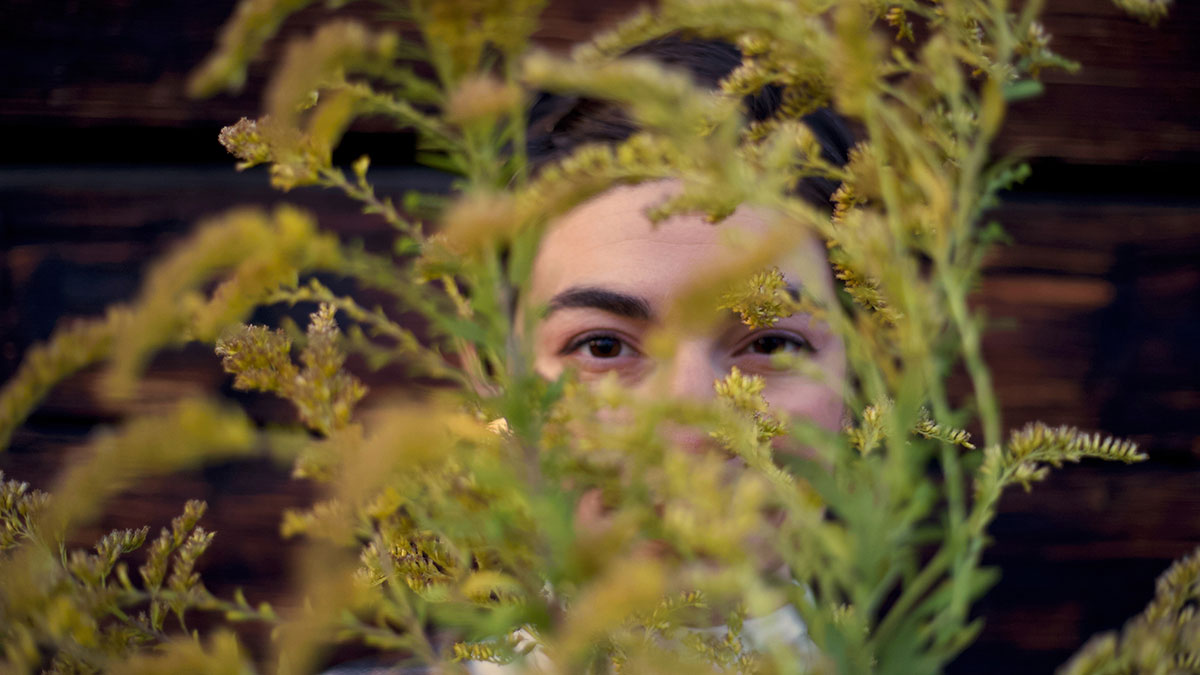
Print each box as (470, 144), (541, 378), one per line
(528, 180), (846, 438)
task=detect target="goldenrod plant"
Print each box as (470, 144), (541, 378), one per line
(1060, 545), (1200, 675)
(0, 0), (1182, 673)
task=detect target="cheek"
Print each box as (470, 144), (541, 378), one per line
(763, 377), (845, 433)
(533, 349), (563, 380)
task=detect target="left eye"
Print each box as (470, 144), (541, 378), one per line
(739, 334), (810, 356)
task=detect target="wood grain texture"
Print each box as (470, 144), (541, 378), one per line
(2, 0), (1196, 163)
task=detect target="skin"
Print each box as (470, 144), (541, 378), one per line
(528, 179), (847, 444)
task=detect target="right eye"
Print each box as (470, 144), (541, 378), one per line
(560, 332), (643, 374)
(563, 333), (635, 359)
(580, 335), (624, 358)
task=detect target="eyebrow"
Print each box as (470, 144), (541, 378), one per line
(545, 286), (654, 321)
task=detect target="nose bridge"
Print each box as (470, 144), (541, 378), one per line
(665, 338), (719, 401)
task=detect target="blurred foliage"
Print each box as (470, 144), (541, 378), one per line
(1061, 545), (1200, 675)
(0, 0), (1182, 672)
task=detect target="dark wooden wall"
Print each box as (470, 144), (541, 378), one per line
(1, 0), (1198, 671)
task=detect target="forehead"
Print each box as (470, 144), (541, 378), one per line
(530, 180), (790, 305)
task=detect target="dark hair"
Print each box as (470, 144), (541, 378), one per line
(525, 36), (855, 209)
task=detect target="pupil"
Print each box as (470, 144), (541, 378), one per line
(588, 337), (620, 358)
(754, 336), (786, 354)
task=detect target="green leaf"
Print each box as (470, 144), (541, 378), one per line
(1002, 79), (1044, 102)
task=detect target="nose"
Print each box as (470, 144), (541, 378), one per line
(664, 339), (720, 402)
(658, 340), (724, 453)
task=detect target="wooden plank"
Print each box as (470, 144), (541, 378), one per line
(2, 0), (1197, 164)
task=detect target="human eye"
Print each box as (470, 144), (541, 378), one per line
(559, 331), (642, 373)
(732, 331), (813, 366)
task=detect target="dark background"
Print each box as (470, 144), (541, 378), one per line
(1, 0), (1198, 671)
